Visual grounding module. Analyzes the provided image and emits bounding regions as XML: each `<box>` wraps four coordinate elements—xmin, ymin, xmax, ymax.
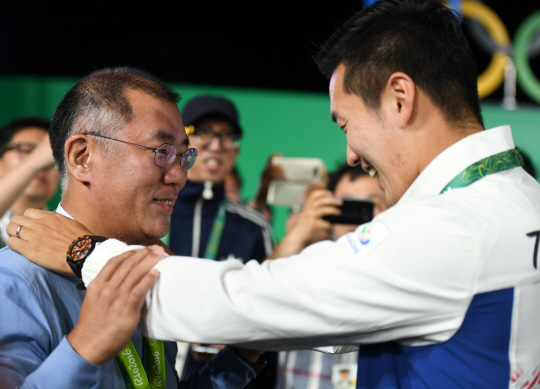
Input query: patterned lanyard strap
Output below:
<box><xmin>116</xmin><ymin>338</ymin><xmax>166</xmax><ymax>389</ymax></box>
<box><xmin>440</xmin><ymin>148</ymin><xmax>524</xmax><ymax>193</ymax></box>
<box><xmin>204</xmin><ymin>200</ymin><xmax>227</xmax><ymax>260</ymax></box>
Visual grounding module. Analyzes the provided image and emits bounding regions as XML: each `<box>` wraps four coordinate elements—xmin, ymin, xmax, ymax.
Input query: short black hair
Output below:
<box><xmin>49</xmin><ymin>66</ymin><xmax>180</xmax><ymax>191</ymax></box>
<box><xmin>316</xmin><ymin>0</ymin><xmax>483</xmax><ymax>127</ymax></box>
<box><xmin>327</xmin><ymin>163</ymin><xmax>368</xmax><ymax>193</ymax></box>
<box><xmin>0</xmin><ymin>116</ymin><xmax>51</xmax><ymax>157</ymax></box>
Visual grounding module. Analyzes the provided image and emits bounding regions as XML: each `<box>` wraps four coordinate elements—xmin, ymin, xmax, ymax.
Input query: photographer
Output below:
<box><xmin>272</xmin><ymin>164</ymin><xmax>387</xmax><ymax>389</ymax></box>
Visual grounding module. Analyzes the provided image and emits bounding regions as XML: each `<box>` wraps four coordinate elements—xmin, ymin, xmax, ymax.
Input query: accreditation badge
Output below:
<box><xmin>332</xmin><ymin>363</ymin><xmax>357</xmax><ymax>389</ymax></box>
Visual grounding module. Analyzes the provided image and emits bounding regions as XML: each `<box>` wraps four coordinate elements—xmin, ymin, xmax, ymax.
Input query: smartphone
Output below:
<box><xmin>267</xmin><ymin>180</ymin><xmax>309</xmax><ymax>207</ymax></box>
<box><xmin>266</xmin><ymin>157</ymin><xmax>325</xmax><ymax>207</ymax></box>
<box><xmin>271</xmin><ymin>156</ymin><xmax>324</xmax><ymax>182</ymax></box>
<box><xmin>323</xmin><ymin>199</ymin><xmax>374</xmax><ymax>225</ymax></box>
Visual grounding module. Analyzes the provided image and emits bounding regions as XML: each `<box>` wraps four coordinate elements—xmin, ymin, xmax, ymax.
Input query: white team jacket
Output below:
<box><xmin>84</xmin><ymin>126</ymin><xmax>540</xmax><ymax>388</ymax></box>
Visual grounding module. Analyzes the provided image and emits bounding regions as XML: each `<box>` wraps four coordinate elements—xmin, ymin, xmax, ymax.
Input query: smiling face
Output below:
<box><xmin>89</xmin><ymin>89</ymin><xmax>189</xmax><ymax>244</ymax></box>
<box><xmin>330</xmin><ymin>63</ymin><xmax>416</xmax><ymax>207</ymax></box>
<box><xmin>187</xmin><ymin>118</ymin><xmax>239</xmax><ymax>184</ymax></box>
<box><xmin>0</xmin><ymin>127</ymin><xmax>59</xmax><ymax>205</ymax></box>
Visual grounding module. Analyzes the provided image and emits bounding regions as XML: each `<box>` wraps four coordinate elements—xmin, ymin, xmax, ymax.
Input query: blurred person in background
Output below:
<box><xmin>168</xmin><ymin>95</ymin><xmax>276</xmax><ymax>389</ymax></box>
<box><xmin>224</xmin><ymin>166</ymin><xmax>243</xmax><ymax>203</ymax></box>
<box><xmin>0</xmin><ymin>117</ymin><xmax>58</xmax><ymax>248</ymax></box>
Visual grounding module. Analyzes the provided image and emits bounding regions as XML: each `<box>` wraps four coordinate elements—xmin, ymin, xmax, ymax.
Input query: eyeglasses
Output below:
<box><xmin>1</xmin><ymin>142</ymin><xmax>38</xmax><ymax>157</ymax></box>
<box><xmin>86</xmin><ymin>132</ymin><xmax>198</xmax><ymax>170</ymax></box>
<box><xmin>188</xmin><ymin>127</ymin><xmax>242</xmax><ymax>151</ymax></box>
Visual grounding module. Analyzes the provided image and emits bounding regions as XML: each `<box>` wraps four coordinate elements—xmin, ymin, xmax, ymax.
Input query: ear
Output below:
<box><xmin>64</xmin><ymin>134</ymin><xmax>94</xmax><ymax>184</ymax></box>
<box><xmin>384</xmin><ymin>72</ymin><xmax>416</xmax><ymax>129</ymax></box>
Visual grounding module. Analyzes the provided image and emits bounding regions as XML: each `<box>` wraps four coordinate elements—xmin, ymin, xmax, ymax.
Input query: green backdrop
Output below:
<box><xmin>1</xmin><ymin>74</ymin><xmax>539</xmax><ymax>240</ymax></box>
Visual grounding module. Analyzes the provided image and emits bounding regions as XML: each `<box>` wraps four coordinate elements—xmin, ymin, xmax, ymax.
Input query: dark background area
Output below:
<box><xmin>0</xmin><ymin>1</ymin><xmax>538</xmax><ymax>103</ymax></box>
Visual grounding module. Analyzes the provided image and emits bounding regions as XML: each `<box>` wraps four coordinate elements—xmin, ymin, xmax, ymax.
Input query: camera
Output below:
<box><xmin>323</xmin><ymin>198</ymin><xmax>373</xmax><ymax>225</ymax></box>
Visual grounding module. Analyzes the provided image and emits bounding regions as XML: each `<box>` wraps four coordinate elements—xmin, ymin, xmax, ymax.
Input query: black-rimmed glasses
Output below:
<box><xmin>187</xmin><ymin>127</ymin><xmax>242</xmax><ymax>151</ymax></box>
<box><xmin>86</xmin><ymin>132</ymin><xmax>197</xmax><ymax>170</ymax></box>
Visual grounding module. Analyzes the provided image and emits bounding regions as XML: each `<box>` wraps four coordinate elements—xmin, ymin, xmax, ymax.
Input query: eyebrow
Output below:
<box><xmin>152</xmin><ymin>130</ymin><xmax>176</xmax><ymax>143</ymax></box>
<box><xmin>152</xmin><ymin>129</ymin><xmax>190</xmax><ymax>147</ymax></box>
<box><xmin>181</xmin><ymin>136</ymin><xmax>190</xmax><ymax>147</ymax></box>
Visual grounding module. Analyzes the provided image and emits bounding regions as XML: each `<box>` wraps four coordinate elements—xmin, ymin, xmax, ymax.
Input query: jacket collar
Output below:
<box><xmin>179</xmin><ymin>179</ymin><xmax>226</xmax><ymax>202</ymax></box>
<box><xmin>398</xmin><ymin>126</ymin><xmax>515</xmax><ymax>204</ymax></box>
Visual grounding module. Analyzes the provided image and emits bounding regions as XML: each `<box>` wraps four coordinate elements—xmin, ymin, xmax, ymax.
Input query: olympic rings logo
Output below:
<box><xmin>362</xmin><ymin>0</ymin><xmax>540</xmax><ymax>105</ymax></box>
<box><xmin>442</xmin><ymin>1</ymin><xmax>540</xmax><ymax>105</ymax></box>
<box><xmin>457</xmin><ymin>1</ymin><xmax>540</xmax><ymax>105</ymax></box>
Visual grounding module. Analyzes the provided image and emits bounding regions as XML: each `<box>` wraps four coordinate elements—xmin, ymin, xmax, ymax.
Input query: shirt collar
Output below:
<box><xmin>56</xmin><ymin>203</ymin><xmax>75</xmax><ymax>220</ymax></box>
<box><xmin>398</xmin><ymin>125</ymin><xmax>515</xmax><ymax>204</ymax></box>
<box><xmin>0</xmin><ymin>209</ymin><xmax>14</xmax><ymax>246</ymax></box>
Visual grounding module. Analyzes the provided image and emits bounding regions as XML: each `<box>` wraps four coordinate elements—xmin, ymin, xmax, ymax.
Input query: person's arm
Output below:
<box><xmin>0</xmin><ymin>136</ymin><xmax>55</xmax><ymax>217</ymax></box>
<box><xmin>82</xmin><ymin>203</ymin><xmax>477</xmax><ymax>350</ymax></box>
<box><xmin>7</xmin><ymin>209</ymin><xmax>92</xmax><ymax>274</ymax></box>
<box><xmin>8</xmin><ymin>202</ymin><xmax>478</xmax><ymax>350</ymax></box>
<box><xmin>267</xmin><ymin>189</ymin><xmax>341</xmax><ymax>259</ymax></box>
<box><xmin>0</xmin><ymin>268</ymin><xmax>100</xmax><ymax>389</ymax></box>
<box><xmin>0</xmin><ymin>246</ymin><xmax>162</xmax><ymax>388</ymax></box>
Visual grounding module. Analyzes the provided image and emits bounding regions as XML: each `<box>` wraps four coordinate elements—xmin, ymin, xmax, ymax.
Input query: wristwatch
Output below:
<box><xmin>66</xmin><ymin>235</ymin><xmax>107</xmax><ymax>279</ymax></box>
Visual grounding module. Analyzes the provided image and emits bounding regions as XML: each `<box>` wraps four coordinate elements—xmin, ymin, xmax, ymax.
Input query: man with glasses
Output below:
<box><xmin>0</xmin><ymin>117</ymin><xmax>59</xmax><ymax>248</ymax></box>
<box><xmin>168</xmin><ymin>96</ymin><xmax>275</xmax><ymax>388</ymax></box>
<box><xmin>0</xmin><ymin>68</ymin><xmax>261</xmax><ymax>388</ymax></box>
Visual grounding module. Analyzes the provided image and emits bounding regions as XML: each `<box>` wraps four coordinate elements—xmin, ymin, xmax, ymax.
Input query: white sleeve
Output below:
<box><xmin>83</xmin><ymin>202</ymin><xmax>478</xmax><ymax>351</ymax></box>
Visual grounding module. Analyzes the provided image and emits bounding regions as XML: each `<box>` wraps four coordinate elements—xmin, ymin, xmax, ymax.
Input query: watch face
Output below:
<box><xmin>70</xmin><ymin>236</ymin><xmax>93</xmax><ymax>262</ymax></box>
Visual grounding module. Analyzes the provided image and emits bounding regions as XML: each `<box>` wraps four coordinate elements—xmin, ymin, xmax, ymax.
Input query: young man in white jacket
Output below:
<box><xmin>8</xmin><ymin>1</ymin><xmax>540</xmax><ymax>387</ymax></box>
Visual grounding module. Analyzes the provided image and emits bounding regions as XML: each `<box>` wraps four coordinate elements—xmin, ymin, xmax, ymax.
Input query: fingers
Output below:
<box><xmin>127</xmin><ymin>268</ymin><xmax>160</xmax><ymax>312</ymax></box>
<box><xmin>7</xmin><ymin>235</ymin><xmax>30</xmax><ymax>254</ymax></box>
<box><xmin>116</xmin><ymin>246</ymin><xmax>163</xmax><ymax>294</ymax></box>
<box><xmin>303</xmin><ymin>190</ymin><xmax>342</xmax><ymax>217</ymax></box>
<box><xmin>7</xmin><ymin>211</ymin><xmax>53</xmax><ymax>239</ymax></box>
<box><xmin>22</xmin><ymin>208</ymin><xmax>50</xmax><ymax>219</ymax></box>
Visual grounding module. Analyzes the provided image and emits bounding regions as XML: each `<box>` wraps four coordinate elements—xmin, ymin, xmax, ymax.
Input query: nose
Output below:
<box><xmin>207</xmin><ymin>135</ymin><xmax>223</xmax><ymax>151</ymax></box>
<box><xmin>346</xmin><ymin>144</ymin><xmax>361</xmax><ymax>166</ymax></box>
<box><xmin>162</xmin><ymin>159</ymin><xmax>187</xmax><ymax>190</ymax></box>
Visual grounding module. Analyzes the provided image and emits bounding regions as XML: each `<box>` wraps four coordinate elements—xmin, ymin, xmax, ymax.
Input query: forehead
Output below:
<box><xmin>334</xmin><ymin>173</ymin><xmax>381</xmax><ymax>199</ymax></box>
<box><xmin>124</xmin><ymin>89</ymin><xmax>185</xmax><ymax>144</ymax></box>
<box><xmin>330</xmin><ymin>64</ymin><xmax>352</xmax><ymax>122</ymax></box>
<box><xmin>10</xmin><ymin>127</ymin><xmax>48</xmax><ymax>143</ymax></box>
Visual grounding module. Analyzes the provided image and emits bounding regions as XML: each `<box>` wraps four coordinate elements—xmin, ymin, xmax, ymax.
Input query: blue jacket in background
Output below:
<box><xmin>169</xmin><ymin>180</ymin><xmax>273</xmax><ymax>263</ymax></box>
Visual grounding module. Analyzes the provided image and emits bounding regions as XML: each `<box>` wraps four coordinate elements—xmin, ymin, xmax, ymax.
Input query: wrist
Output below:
<box><xmin>67</xmin><ymin>328</ymin><xmax>104</xmax><ymax>366</ymax></box>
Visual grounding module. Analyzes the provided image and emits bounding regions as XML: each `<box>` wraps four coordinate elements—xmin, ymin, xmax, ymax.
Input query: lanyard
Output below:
<box><xmin>440</xmin><ymin>148</ymin><xmax>524</xmax><ymax>193</ymax></box>
<box><xmin>116</xmin><ymin>338</ymin><xmax>166</xmax><ymax>389</ymax></box>
<box><xmin>204</xmin><ymin>200</ymin><xmax>227</xmax><ymax>260</ymax></box>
